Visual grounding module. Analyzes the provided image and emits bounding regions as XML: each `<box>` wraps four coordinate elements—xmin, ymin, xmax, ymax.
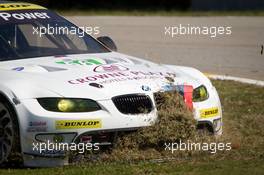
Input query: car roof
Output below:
<box><xmin>0</xmin><ymin>1</ymin><xmax>46</xmax><ymax>11</ymax></box>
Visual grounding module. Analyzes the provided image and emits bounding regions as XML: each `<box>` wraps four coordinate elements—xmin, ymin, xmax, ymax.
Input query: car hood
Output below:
<box><xmin>0</xmin><ymin>52</ymin><xmax>201</xmax><ymax>100</ymax></box>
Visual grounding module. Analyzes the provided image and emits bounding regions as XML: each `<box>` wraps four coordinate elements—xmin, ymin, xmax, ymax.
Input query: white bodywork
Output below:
<box><xmin>0</xmin><ymin>51</ymin><xmax>222</xmax><ymax>167</ymax></box>
<box><xmin>0</xmin><ymin>3</ymin><xmax>222</xmax><ymax>166</ymax></box>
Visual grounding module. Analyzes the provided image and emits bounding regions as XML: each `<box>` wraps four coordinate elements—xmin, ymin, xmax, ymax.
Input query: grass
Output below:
<box><xmin>0</xmin><ymin>80</ymin><xmax>264</xmax><ymax>174</ymax></box>
<box><xmin>1</xmin><ymin>159</ymin><xmax>264</xmax><ymax>175</ymax></box>
<box><xmin>56</xmin><ymin>9</ymin><xmax>264</xmax><ymax>16</ymax></box>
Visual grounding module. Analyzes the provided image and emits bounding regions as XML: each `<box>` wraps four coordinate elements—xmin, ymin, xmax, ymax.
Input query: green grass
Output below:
<box><xmin>56</xmin><ymin>10</ymin><xmax>264</xmax><ymax>16</ymax></box>
<box><xmin>1</xmin><ymin>159</ymin><xmax>264</xmax><ymax>175</ymax></box>
<box><xmin>0</xmin><ymin>80</ymin><xmax>264</xmax><ymax>174</ymax></box>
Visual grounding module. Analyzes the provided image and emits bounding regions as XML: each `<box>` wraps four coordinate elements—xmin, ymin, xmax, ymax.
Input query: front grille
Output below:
<box><xmin>112</xmin><ymin>94</ymin><xmax>153</xmax><ymax>114</ymax></box>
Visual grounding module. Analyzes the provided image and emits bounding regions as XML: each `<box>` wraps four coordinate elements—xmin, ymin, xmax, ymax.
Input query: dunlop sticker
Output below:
<box><xmin>0</xmin><ymin>3</ymin><xmax>46</xmax><ymax>11</ymax></box>
<box><xmin>56</xmin><ymin>120</ymin><xmax>101</xmax><ymax>129</ymax></box>
<box><xmin>200</xmin><ymin>107</ymin><xmax>219</xmax><ymax>119</ymax></box>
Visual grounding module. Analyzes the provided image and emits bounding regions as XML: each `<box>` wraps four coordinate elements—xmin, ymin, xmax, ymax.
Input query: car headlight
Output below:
<box><xmin>193</xmin><ymin>85</ymin><xmax>209</xmax><ymax>102</ymax></box>
<box><xmin>37</xmin><ymin>98</ymin><xmax>101</xmax><ymax>112</ymax></box>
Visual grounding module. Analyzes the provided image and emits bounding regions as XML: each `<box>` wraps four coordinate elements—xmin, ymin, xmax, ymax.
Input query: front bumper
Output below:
<box><xmin>15</xmin><ymin>85</ymin><xmax>222</xmax><ymax>167</ymax></box>
<box><xmin>16</xmin><ymin>94</ymin><xmax>158</xmax><ymax>166</ymax></box>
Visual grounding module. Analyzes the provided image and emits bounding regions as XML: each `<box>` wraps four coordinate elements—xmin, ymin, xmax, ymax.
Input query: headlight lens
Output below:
<box><xmin>193</xmin><ymin>85</ymin><xmax>209</xmax><ymax>102</ymax></box>
<box><xmin>37</xmin><ymin>98</ymin><xmax>101</xmax><ymax>112</ymax></box>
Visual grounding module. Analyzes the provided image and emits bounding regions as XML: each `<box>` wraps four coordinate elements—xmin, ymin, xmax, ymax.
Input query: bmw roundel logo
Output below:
<box><xmin>141</xmin><ymin>85</ymin><xmax>151</xmax><ymax>91</ymax></box>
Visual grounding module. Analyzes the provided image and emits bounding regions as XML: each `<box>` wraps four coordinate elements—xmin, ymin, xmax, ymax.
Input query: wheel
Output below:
<box><xmin>0</xmin><ymin>100</ymin><xmax>20</xmax><ymax>165</ymax></box>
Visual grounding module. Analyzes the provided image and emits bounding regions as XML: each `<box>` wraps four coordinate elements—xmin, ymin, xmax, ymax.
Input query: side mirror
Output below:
<box><xmin>97</xmin><ymin>36</ymin><xmax>117</xmax><ymax>52</ymax></box>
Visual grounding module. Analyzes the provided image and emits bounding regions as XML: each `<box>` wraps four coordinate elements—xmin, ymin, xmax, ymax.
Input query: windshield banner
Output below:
<box><xmin>0</xmin><ymin>9</ymin><xmax>62</xmax><ymax>23</ymax></box>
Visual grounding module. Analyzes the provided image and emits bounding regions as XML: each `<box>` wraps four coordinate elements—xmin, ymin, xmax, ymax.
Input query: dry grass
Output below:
<box><xmin>105</xmin><ymin>91</ymin><xmax>197</xmax><ymax>161</ymax></box>
<box><xmin>1</xmin><ymin>80</ymin><xmax>264</xmax><ymax>174</ymax></box>
<box><xmin>83</xmin><ymin>80</ymin><xmax>264</xmax><ymax>163</ymax></box>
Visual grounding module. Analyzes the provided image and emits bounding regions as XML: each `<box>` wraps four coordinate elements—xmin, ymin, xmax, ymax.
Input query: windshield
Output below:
<box><xmin>0</xmin><ymin>10</ymin><xmax>110</xmax><ymax>61</ymax></box>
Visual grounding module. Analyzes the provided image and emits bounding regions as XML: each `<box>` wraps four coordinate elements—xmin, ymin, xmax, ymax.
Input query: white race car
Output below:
<box><xmin>0</xmin><ymin>2</ymin><xmax>222</xmax><ymax>167</ymax></box>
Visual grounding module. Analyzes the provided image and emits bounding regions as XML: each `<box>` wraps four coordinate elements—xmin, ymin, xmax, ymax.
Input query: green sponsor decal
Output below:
<box><xmin>56</xmin><ymin>58</ymin><xmax>103</xmax><ymax>66</ymax></box>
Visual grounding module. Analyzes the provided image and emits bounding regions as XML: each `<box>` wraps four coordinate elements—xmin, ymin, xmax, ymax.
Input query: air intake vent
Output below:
<box><xmin>112</xmin><ymin>94</ymin><xmax>153</xmax><ymax>114</ymax></box>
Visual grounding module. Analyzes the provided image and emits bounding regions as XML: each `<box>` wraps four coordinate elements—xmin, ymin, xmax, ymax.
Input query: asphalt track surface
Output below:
<box><xmin>67</xmin><ymin>16</ymin><xmax>264</xmax><ymax>80</ymax></box>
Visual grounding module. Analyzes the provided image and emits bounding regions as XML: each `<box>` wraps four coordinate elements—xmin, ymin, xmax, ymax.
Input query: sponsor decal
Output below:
<box><xmin>0</xmin><ymin>11</ymin><xmax>50</xmax><ymax>21</ymax></box>
<box><xmin>183</xmin><ymin>85</ymin><xmax>193</xmax><ymax>110</ymax></box>
<box><xmin>56</xmin><ymin>58</ymin><xmax>103</xmax><ymax>66</ymax></box>
<box><xmin>0</xmin><ymin>3</ymin><xmax>45</xmax><ymax>11</ymax></box>
<box><xmin>27</xmin><ymin>127</ymin><xmax>47</xmax><ymax>132</ymax></box>
<box><xmin>27</xmin><ymin>121</ymin><xmax>47</xmax><ymax>132</ymax></box>
<box><xmin>161</xmin><ymin>84</ymin><xmax>175</xmax><ymax>92</ymax></box>
<box><xmin>68</xmin><ymin>71</ymin><xmax>176</xmax><ymax>85</ymax></box>
<box><xmin>56</xmin><ymin>120</ymin><xmax>102</xmax><ymax>129</ymax></box>
<box><xmin>161</xmin><ymin>84</ymin><xmax>185</xmax><ymax>95</ymax></box>
<box><xmin>12</xmin><ymin>67</ymin><xmax>24</xmax><ymax>71</ymax></box>
<box><xmin>29</xmin><ymin>121</ymin><xmax>46</xmax><ymax>126</ymax></box>
<box><xmin>80</xmin><ymin>135</ymin><xmax>92</xmax><ymax>143</ymax></box>
<box><xmin>141</xmin><ymin>85</ymin><xmax>151</xmax><ymax>91</ymax></box>
<box><xmin>93</xmin><ymin>64</ymin><xmax>129</xmax><ymax>72</ymax></box>
<box><xmin>38</xmin><ymin>65</ymin><xmax>67</xmax><ymax>72</ymax></box>
<box><xmin>200</xmin><ymin>107</ymin><xmax>219</xmax><ymax>119</ymax></box>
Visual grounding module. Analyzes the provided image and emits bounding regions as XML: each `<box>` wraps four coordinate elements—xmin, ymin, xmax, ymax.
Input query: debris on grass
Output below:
<box><xmin>78</xmin><ymin>80</ymin><xmax>264</xmax><ymax>164</ymax></box>
<box><xmin>100</xmin><ymin>91</ymin><xmax>198</xmax><ymax>161</ymax></box>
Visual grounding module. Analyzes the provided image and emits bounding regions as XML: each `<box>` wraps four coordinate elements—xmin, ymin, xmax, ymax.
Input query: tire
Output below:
<box><xmin>0</xmin><ymin>99</ymin><xmax>21</xmax><ymax>166</ymax></box>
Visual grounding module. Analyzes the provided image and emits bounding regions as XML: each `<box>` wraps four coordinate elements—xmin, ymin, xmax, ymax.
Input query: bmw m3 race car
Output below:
<box><xmin>0</xmin><ymin>2</ymin><xmax>222</xmax><ymax>167</ymax></box>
